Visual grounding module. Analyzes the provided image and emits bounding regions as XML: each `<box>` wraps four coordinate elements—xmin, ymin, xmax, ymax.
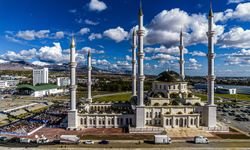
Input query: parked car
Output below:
<box><xmin>99</xmin><ymin>140</ymin><xmax>109</xmax><ymax>144</ymax></box>
<box><xmin>84</xmin><ymin>140</ymin><xmax>94</xmax><ymax>144</ymax></box>
<box><xmin>194</xmin><ymin>136</ymin><xmax>209</xmax><ymax>144</ymax></box>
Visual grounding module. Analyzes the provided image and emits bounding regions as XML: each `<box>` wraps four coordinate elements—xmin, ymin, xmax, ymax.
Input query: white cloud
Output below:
<box><xmin>228</xmin><ymin>0</ymin><xmax>250</xmax><ymax>4</ymax></box>
<box><xmin>145</xmin><ymin>8</ymin><xmax>224</xmax><ymax>47</ymax></box>
<box><xmin>81</xmin><ymin>47</ymin><xmax>104</xmax><ymax>54</ymax></box>
<box><xmin>103</xmin><ymin>26</ymin><xmax>128</xmax><ymax>42</ymax></box>
<box><xmin>92</xmin><ymin>59</ymin><xmax>110</xmax><ymax>65</ymax></box>
<box><xmin>16</xmin><ymin>30</ymin><xmax>50</xmax><ymax>40</ymax></box>
<box><xmin>216</xmin><ymin>3</ymin><xmax>250</xmax><ymax>22</ymax></box>
<box><xmin>84</xmin><ymin>19</ymin><xmax>99</xmax><ymax>25</ymax></box>
<box><xmin>144</xmin><ymin>46</ymin><xmax>188</xmax><ymax>55</ymax></box>
<box><xmin>0</xmin><ymin>48</ymin><xmax>36</xmax><ymax>61</ymax></box>
<box><xmin>32</xmin><ymin>61</ymin><xmax>50</xmax><ymax>66</ymax></box>
<box><xmin>37</xmin><ymin>43</ymin><xmax>65</xmax><ymax>63</ymax></box>
<box><xmin>187</xmin><ymin>58</ymin><xmax>202</xmax><ymax>70</ymax></box>
<box><xmin>151</xmin><ymin>53</ymin><xmax>178</xmax><ymax>61</ymax></box>
<box><xmin>189</xmin><ymin>51</ymin><xmax>206</xmax><ymax>57</ymax></box>
<box><xmin>218</xmin><ymin>27</ymin><xmax>250</xmax><ymax>48</ymax></box>
<box><xmin>125</xmin><ymin>55</ymin><xmax>132</xmax><ymax>61</ymax></box>
<box><xmin>69</xmin><ymin>9</ymin><xmax>77</xmax><ymax>13</ymax></box>
<box><xmin>89</xmin><ymin>0</ymin><xmax>107</xmax><ymax>12</ymax></box>
<box><xmin>88</xmin><ymin>33</ymin><xmax>102</xmax><ymax>41</ymax></box>
<box><xmin>79</xmin><ymin>28</ymin><xmax>90</xmax><ymax>35</ymax></box>
<box><xmin>55</xmin><ymin>31</ymin><xmax>64</xmax><ymax>39</ymax></box>
<box><xmin>0</xmin><ymin>59</ymin><xmax>8</xmax><ymax>64</ymax></box>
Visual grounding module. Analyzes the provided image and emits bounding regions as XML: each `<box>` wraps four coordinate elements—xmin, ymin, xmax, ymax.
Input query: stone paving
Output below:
<box><xmin>165</xmin><ymin>128</ymin><xmax>214</xmax><ymax>138</ymax></box>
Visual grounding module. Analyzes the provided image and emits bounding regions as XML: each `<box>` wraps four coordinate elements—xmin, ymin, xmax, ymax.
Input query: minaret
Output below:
<box><xmin>137</xmin><ymin>0</ymin><xmax>145</xmax><ymax>106</ymax></box>
<box><xmin>87</xmin><ymin>49</ymin><xmax>92</xmax><ymax>103</ymax></box>
<box><xmin>132</xmin><ymin>29</ymin><xmax>137</xmax><ymax>97</ymax></box>
<box><xmin>179</xmin><ymin>29</ymin><xmax>185</xmax><ymax>80</ymax></box>
<box><xmin>67</xmin><ymin>36</ymin><xmax>78</xmax><ymax>130</ymax></box>
<box><xmin>204</xmin><ymin>1</ymin><xmax>217</xmax><ymax>128</ymax></box>
<box><xmin>135</xmin><ymin>0</ymin><xmax>146</xmax><ymax>128</ymax></box>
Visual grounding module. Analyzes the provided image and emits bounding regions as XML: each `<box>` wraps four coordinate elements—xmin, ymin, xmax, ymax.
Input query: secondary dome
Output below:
<box><xmin>156</xmin><ymin>70</ymin><xmax>183</xmax><ymax>82</ymax></box>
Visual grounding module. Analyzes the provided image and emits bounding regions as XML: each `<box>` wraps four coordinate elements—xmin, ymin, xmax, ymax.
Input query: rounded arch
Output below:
<box><xmin>154</xmin><ymin>103</ymin><xmax>160</xmax><ymax>106</ymax></box>
<box><xmin>162</xmin><ymin>103</ymin><xmax>168</xmax><ymax>106</ymax></box>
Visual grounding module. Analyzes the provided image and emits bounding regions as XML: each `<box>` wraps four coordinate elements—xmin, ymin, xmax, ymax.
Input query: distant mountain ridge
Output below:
<box><xmin>0</xmin><ymin>61</ymin><xmax>131</xmax><ymax>75</ymax></box>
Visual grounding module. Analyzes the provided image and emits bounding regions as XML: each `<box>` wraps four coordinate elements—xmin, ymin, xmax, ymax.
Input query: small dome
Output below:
<box><xmin>156</xmin><ymin>70</ymin><xmax>183</xmax><ymax>82</ymax></box>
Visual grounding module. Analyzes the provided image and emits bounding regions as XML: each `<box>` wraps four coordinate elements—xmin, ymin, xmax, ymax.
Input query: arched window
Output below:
<box><xmin>166</xmin><ymin>119</ymin><xmax>169</xmax><ymax>126</ymax></box>
<box><xmin>90</xmin><ymin>119</ymin><xmax>92</xmax><ymax>125</ymax></box>
<box><xmin>191</xmin><ymin>118</ymin><xmax>193</xmax><ymax>125</ymax></box>
<box><xmin>176</xmin><ymin>119</ymin><xmax>179</xmax><ymax>125</ymax></box>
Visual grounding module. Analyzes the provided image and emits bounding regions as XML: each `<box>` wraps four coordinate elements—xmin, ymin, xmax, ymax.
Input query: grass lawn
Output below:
<box><xmin>215</xmin><ymin>93</ymin><xmax>250</xmax><ymax>101</ymax></box>
<box><xmin>93</xmin><ymin>93</ymin><xmax>132</xmax><ymax>103</ymax></box>
<box><xmin>194</xmin><ymin>93</ymin><xmax>220</xmax><ymax>101</ymax></box>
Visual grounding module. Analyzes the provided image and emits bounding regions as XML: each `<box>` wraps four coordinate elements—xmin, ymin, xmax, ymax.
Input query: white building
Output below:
<box><xmin>33</xmin><ymin>68</ymin><xmax>49</xmax><ymax>86</ymax></box>
<box><xmin>0</xmin><ymin>80</ymin><xmax>9</xmax><ymax>88</ymax></box>
<box><xmin>57</xmin><ymin>77</ymin><xmax>70</xmax><ymax>87</ymax></box>
<box><xmin>216</xmin><ymin>88</ymin><xmax>237</xmax><ymax>95</ymax></box>
<box><xmin>66</xmin><ymin>1</ymin><xmax>226</xmax><ymax>133</ymax></box>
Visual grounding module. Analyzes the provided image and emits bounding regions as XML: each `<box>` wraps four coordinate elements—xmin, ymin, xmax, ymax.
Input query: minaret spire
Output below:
<box><xmin>179</xmin><ymin>29</ymin><xmax>185</xmax><ymax>80</ymax></box>
<box><xmin>132</xmin><ymin>29</ymin><xmax>137</xmax><ymax>97</ymax></box>
<box><xmin>67</xmin><ymin>36</ymin><xmax>78</xmax><ymax>130</ymax></box>
<box><xmin>137</xmin><ymin>0</ymin><xmax>145</xmax><ymax>107</ymax></box>
<box><xmin>87</xmin><ymin>49</ymin><xmax>92</xmax><ymax>103</ymax></box>
<box><xmin>139</xmin><ymin>0</ymin><xmax>143</xmax><ymax>16</ymax></box>
<box><xmin>205</xmin><ymin>0</ymin><xmax>217</xmax><ymax>128</ymax></box>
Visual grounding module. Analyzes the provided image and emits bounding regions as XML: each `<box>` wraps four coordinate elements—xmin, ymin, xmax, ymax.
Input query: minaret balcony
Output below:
<box><xmin>206</xmin><ymin>75</ymin><xmax>216</xmax><ymax>81</ymax></box>
<box><xmin>207</xmin><ymin>53</ymin><xmax>215</xmax><ymax>59</ymax></box>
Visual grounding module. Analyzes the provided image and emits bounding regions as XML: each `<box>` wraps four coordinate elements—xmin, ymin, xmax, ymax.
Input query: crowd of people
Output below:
<box><xmin>45</xmin><ymin>105</ymin><xmax>67</xmax><ymax>115</ymax></box>
<box><xmin>33</xmin><ymin>114</ymin><xmax>63</xmax><ymax>125</ymax></box>
<box><xmin>0</xmin><ymin>120</ymin><xmax>43</xmax><ymax>134</ymax></box>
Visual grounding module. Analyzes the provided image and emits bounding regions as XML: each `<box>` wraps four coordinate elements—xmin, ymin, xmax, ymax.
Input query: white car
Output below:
<box><xmin>194</xmin><ymin>136</ymin><xmax>209</xmax><ymax>144</ymax></box>
<box><xmin>84</xmin><ymin>140</ymin><xmax>94</xmax><ymax>144</ymax></box>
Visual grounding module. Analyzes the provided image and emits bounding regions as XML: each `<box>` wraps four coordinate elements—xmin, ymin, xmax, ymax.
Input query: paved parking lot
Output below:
<box><xmin>217</xmin><ymin>101</ymin><xmax>250</xmax><ymax>134</ymax></box>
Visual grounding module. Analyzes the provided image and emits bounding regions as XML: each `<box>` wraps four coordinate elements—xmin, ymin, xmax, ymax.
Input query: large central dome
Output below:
<box><xmin>156</xmin><ymin>70</ymin><xmax>183</xmax><ymax>82</ymax></box>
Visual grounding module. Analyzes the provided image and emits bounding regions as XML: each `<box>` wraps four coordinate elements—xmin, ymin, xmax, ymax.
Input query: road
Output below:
<box><xmin>1</xmin><ymin>140</ymin><xmax>250</xmax><ymax>149</ymax></box>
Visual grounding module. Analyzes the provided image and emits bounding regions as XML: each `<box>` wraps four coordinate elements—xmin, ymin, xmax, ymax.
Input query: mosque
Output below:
<box><xmin>67</xmin><ymin>1</ymin><xmax>224</xmax><ymax>133</ymax></box>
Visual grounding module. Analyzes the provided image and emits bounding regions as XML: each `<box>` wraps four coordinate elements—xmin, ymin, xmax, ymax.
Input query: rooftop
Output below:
<box><xmin>17</xmin><ymin>84</ymin><xmax>58</xmax><ymax>91</ymax></box>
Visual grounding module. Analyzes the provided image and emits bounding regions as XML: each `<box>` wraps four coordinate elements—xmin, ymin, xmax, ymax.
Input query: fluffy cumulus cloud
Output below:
<box><xmin>224</xmin><ymin>49</ymin><xmax>250</xmax><ymax>65</ymax></box>
<box><xmin>145</xmin><ymin>8</ymin><xmax>224</xmax><ymax>47</ymax></box>
<box><xmin>215</xmin><ymin>3</ymin><xmax>250</xmax><ymax>22</ymax></box>
<box><xmin>0</xmin><ymin>59</ymin><xmax>8</xmax><ymax>64</ymax></box>
<box><xmin>92</xmin><ymin>59</ymin><xmax>110</xmax><ymax>66</ymax></box>
<box><xmin>88</xmin><ymin>33</ymin><xmax>102</xmax><ymax>41</ymax></box>
<box><xmin>54</xmin><ymin>31</ymin><xmax>64</xmax><ymax>39</ymax></box>
<box><xmin>0</xmin><ymin>48</ymin><xmax>36</xmax><ymax>61</ymax></box>
<box><xmin>218</xmin><ymin>27</ymin><xmax>250</xmax><ymax>48</ymax></box>
<box><xmin>150</xmin><ymin>53</ymin><xmax>178</xmax><ymax>61</ymax></box>
<box><xmin>103</xmin><ymin>27</ymin><xmax>128</xmax><ymax>43</ymax></box>
<box><xmin>116</xmin><ymin>61</ymin><xmax>131</xmax><ymax>70</ymax></box>
<box><xmin>84</xmin><ymin>19</ymin><xmax>99</xmax><ymax>25</ymax></box>
<box><xmin>79</xmin><ymin>28</ymin><xmax>90</xmax><ymax>35</ymax></box>
<box><xmin>228</xmin><ymin>0</ymin><xmax>250</xmax><ymax>4</ymax></box>
<box><xmin>16</xmin><ymin>30</ymin><xmax>50</xmax><ymax>40</ymax></box>
<box><xmin>32</xmin><ymin>61</ymin><xmax>50</xmax><ymax>66</ymax></box>
<box><xmin>144</xmin><ymin>46</ymin><xmax>188</xmax><ymax>54</ymax></box>
<box><xmin>88</xmin><ymin>0</ymin><xmax>107</xmax><ymax>12</ymax></box>
<box><xmin>187</xmin><ymin>58</ymin><xmax>202</xmax><ymax>70</ymax></box>
<box><xmin>189</xmin><ymin>51</ymin><xmax>206</xmax><ymax>57</ymax></box>
<box><xmin>80</xmin><ymin>47</ymin><xmax>104</xmax><ymax>54</ymax></box>
<box><xmin>37</xmin><ymin>42</ymin><xmax>66</xmax><ymax>63</ymax></box>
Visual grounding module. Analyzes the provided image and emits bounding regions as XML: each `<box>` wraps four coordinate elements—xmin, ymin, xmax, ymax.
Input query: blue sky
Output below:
<box><xmin>1</xmin><ymin>0</ymin><xmax>250</xmax><ymax>77</ymax></box>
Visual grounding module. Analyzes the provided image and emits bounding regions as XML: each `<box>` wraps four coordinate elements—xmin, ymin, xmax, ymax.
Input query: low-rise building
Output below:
<box><xmin>57</xmin><ymin>77</ymin><xmax>70</xmax><ymax>87</ymax></box>
<box><xmin>16</xmin><ymin>84</ymin><xmax>63</xmax><ymax>97</ymax></box>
